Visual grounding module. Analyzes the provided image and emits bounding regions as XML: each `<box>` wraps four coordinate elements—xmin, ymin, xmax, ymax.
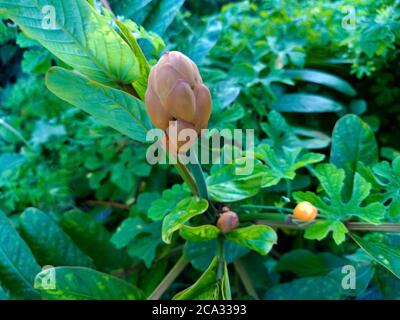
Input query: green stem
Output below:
<box><xmin>239</xmin><ymin>212</ymin><xmax>288</xmax><ymax>222</ymax></box>
<box><xmin>175</xmin><ymin>160</ymin><xmax>199</xmax><ymax>197</ymax></box>
<box><xmin>240</xmin><ymin>204</ymin><xmax>292</xmax><ymax>213</ymax></box>
<box><xmin>187</xmin><ymin>151</ymin><xmax>209</xmax><ymax>200</ymax></box>
<box><xmin>188</xmin><ymin>149</ymin><xmax>217</xmax><ymax>221</ymax></box>
<box><xmin>285</xmin><ymin>179</ymin><xmax>292</xmax><ymax>198</ymax></box>
<box><xmin>217</xmin><ymin>236</ymin><xmax>225</xmax><ymax>281</ymax></box>
<box><xmin>0</xmin><ymin>119</ymin><xmax>32</xmax><ymax>150</ymax></box>
<box><xmin>233</xmin><ymin>260</ymin><xmax>259</xmax><ymax>300</ymax></box>
<box><xmin>147</xmin><ymin>256</ymin><xmax>188</xmax><ymax>300</ymax></box>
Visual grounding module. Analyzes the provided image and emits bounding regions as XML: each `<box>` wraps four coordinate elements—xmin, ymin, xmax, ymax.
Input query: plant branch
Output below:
<box><xmin>240</xmin><ymin>204</ymin><xmax>293</xmax><ymax>213</ymax></box>
<box><xmin>188</xmin><ymin>151</ymin><xmax>209</xmax><ymax>200</ymax></box>
<box><xmin>84</xmin><ymin>200</ymin><xmax>130</xmax><ymax>210</ymax></box>
<box><xmin>148</xmin><ymin>256</ymin><xmax>188</xmax><ymax>300</ymax></box>
<box><xmin>99</xmin><ymin>0</ymin><xmax>114</xmax><ymax>17</ymax></box>
<box><xmin>285</xmin><ymin>179</ymin><xmax>292</xmax><ymax>198</ymax></box>
<box><xmin>344</xmin><ymin>222</ymin><xmax>400</xmax><ymax>232</ymax></box>
<box><xmin>188</xmin><ymin>149</ymin><xmax>217</xmax><ymax>221</ymax></box>
<box><xmin>0</xmin><ymin>118</ymin><xmax>32</xmax><ymax>150</ymax></box>
<box><xmin>175</xmin><ymin>160</ymin><xmax>199</xmax><ymax>196</ymax></box>
<box><xmin>233</xmin><ymin>260</ymin><xmax>259</xmax><ymax>300</ymax></box>
<box><xmin>240</xmin><ymin>212</ymin><xmax>400</xmax><ymax>232</ymax></box>
<box><xmin>114</xmin><ymin>246</ymin><xmax>183</xmax><ymax>278</ymax></box>
<box><xmin>217</xmin><ymin>235</ymin><xmax>225</xmax><ymax>281</ymax></box>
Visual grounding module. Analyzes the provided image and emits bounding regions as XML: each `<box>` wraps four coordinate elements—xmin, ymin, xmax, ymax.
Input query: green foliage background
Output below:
<box><xmin>0</xmin><ymin>0</ymin><xmax>400</xmax><ymax>300</ymax></box>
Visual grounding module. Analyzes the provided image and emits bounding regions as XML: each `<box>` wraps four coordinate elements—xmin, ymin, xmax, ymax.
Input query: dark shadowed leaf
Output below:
<box><xmin>173</xmin><ymin>257</ymin><xmax>230</xmax><ymax>300</ymax></box>
<box><xmin>272</xmin><ymin>93</ymin><xmax>344</xmax><ymax>113</ymax></box>
<box><xmin>61</xmin><ymin>210</ymin><xmax>131</xmax><ymax>270</ymax></box>
<box><xmin>35</xmin><ymin>267</ymin><xmax>143</xmax><ymax>300</ymax></box>
<box><xmin>0</xmin><ymin>210</ymin><xmax>40</xmax><ymax>299</ymax></box>
<box><xmin>20</xmin><ymin>208</ymin><xmax>94</xmax><ymax>268</ymax></box>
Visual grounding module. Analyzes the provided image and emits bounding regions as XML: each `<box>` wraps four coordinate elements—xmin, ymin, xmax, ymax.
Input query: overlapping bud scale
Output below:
<box><xmin>145</xmin><ymin>51</ymin><xmax>212</xmax><ymax>148</ymax></box>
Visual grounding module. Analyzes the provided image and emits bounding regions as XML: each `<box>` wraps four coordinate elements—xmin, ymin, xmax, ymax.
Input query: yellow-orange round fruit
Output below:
<box><xmin>293</xmin><ymin>201</ymin><xmax>318</xmax><ymax>222</ymax></box>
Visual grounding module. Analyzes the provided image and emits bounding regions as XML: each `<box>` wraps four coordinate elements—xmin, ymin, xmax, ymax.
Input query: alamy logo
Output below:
<box><xmin>342</xmin><ymin>6</ymin><xmax>356</xmax><ymax>30</ymax></box>
<box><xmin>34</xmin><ymin>265</ymin><xmax>56</xmax><ymax>290</ymax></box>
<box><xmin>41</xmin><ymin>5</ymin><xmax>57</xmax><ymax>30</ymax></box>
<box><xmin>146</xmin><ymin>125</ymin><xmax>255</xmax><ymax>175</ymax></box>
<box><xmin>341</xmin><ymin>265</ymin><xmax>356</xmax><ymax>290</ymax></box>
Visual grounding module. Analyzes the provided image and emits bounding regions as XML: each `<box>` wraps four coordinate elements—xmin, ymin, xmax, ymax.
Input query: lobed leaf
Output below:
<box><xmin>255</xmin><ymin>144</ymin><xmax>324</xmax><ymax>188</ymax></box>
<box><xmin>331</xmin><ymin>114</ymin><xmax>378</xmax><ymax>196</ymax></box>
<box><xmin>294</xmin><ymin>163</ymin><xmax>385</xmax><ymax>244</ymax></box>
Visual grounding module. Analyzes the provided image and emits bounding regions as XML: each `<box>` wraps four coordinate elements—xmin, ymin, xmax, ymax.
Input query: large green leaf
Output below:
<box><xmin>352</xmin><ymin>234</ymin><xmax>400</xmax><ymax>279</ymax></box>
<box><xmin>60</xmin><ymin>210</ymin><xmax>131</xmax><ymax>270</ymax></box>
<box><xmin>330</xmin><ymin>114</ymin><xmax>378</xmax><ymax>196</ymax></box>
<box><xmin>207</xmin><ymin>162</ymin><xmax>266</xmax><ymax>202</ymax></box>
<box><xmin>0</xmin><ymin>0</ymin><xmax>138</xmax><ymax>85</ymax></box>
<box><xmin>173</xmin><ymin>256</ymin><xmax>231</xmax><ymax>300</ymax></box>
<box><xmin>275</xmin><ymin>250</ymin><xmax>343</xmax><ymax>277</ymax></box>
<box><xmin>183</xmin><ymin>240</ymin><xmax>248</xmax><ymax>271</ymax></box>
<box><xmin>116</xmin><ymin>20</ymin><xmax>150</xmax><ymax>100</ymax></box>
<box><xmin>0</xmin><ymin>210</ymin><xmax>40</xmax><ymax>299</ymax></box>
<box><xmin>143</xmin><ymin>0</ymin><xmax>185</xmax><ymax>36</ymax></box>
<box><xmin>265</xmin><ymin>276</ymin><xmax>341</xmax><ymax>300</ymax></box>
<box><xmin>294</xmin><ymin>164</ymin><xmax>385</xmax><ymax>244</ymax></box>
<box><xmin>272</xmin><ymin>93</ymin><xmax>344</xmax><ymax>113</ymax></box>
<box><xmin>284</xmin><ymin>69</ymin><xmax>357</xmax><ymax>96</ymax></box>
<box><xmin>35</xmin><ymin>267</ymin><xmax>143</xmax><ymax>300</ymax></box>
<box><xmin>46</xmin><ymin>67</ymin><xmax>151</xmax><ymax>143</ymax></box>
<box><xmin>113</xmin><ymin>0</ymin><xmax>184</xmax><ymax>38</ymax></box>
<box><xmin>187</xmin><ymin>16</ymin><xmax>222</xmax><ymax>65</ymax></box>
<box><xmin>180</xmin><ymin>225</ymin><xmax>220</xmax><ymax>242</ymax></box>
<box><xmin>19</xmin><ymin>208</ymin><xmax>94</xmax><ymax>268</ymax></box>
<box><xmin>327</xmin><ymin>263</ymin><xmax>375</xmax><ymax>297</ymax></box>
<box><xmin>225</xmin><ymin>225</ymin><xmax>277</xmax><ymax>256</ymax></box>
<box><xmin>110</xmin><ymin>0</ymin><xmax>153</xmax><ymax>18</ymax></box>
<box><xmin>162</xmin><ymin>197</ymin><xmax>209</xmax><ymax>244</ymax></box>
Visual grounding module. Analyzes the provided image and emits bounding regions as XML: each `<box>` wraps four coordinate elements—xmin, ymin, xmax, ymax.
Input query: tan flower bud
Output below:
<box><xmin>145</xmin><ymin>51</ymin><xmax>212</xmax><ymax>150</ymax></box>
<box><xmin>217</xmin><ymin>210</ymin><xmax>239</xmax><ymax>234</ymax></box>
